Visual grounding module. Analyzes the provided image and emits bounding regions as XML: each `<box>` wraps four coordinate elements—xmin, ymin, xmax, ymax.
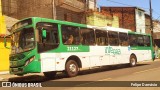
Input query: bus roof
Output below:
<box><xmin>13</xmin><ymin>17</ymin><xmax>151</xmax><ymax>36</ymax></box>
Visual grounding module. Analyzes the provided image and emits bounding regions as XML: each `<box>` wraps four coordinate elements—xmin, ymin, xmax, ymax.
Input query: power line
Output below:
<box><xmin>153</xmin><ymin>10</ymin><xmax>160</xmax><ymax>16</ymax></box>
<box><xmin>106</xmin><ymin>0</ymin><xmax>150</xmax><ymax>10</ymax></box>
<box><xmin>104</xmin><ymin>0</ymin><xmax>160</xmax><ymax>20</ymax></box>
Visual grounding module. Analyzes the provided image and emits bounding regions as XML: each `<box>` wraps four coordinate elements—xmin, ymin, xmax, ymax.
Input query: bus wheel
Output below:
<box><xmin>43</xmin><ymin>71</ymin><xmax>57</xmax><ymax>79</ymax></box>
<box><xmin>65</xmin><ymin>60</ymin><xmax>79</xmax><ymax>77</ymax></box>
<box><xmin>130</xmin><ymin>55</ymin><xmax>137</xmax><ymax>67</ymax></box>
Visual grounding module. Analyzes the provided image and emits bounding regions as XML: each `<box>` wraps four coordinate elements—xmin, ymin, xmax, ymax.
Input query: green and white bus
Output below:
<box><xmin>4</xmin><ymin>17</ymin><xmax>154</xmax><ymax>78</ymax></box>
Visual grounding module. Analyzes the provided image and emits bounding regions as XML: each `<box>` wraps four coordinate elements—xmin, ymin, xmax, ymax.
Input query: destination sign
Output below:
<box><xmin>10</xmin><ymin>18</ymin><xmax>32</xmax><ymax>33</ymax></box>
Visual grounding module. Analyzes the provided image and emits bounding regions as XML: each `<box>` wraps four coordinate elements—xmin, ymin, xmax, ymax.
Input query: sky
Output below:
<box><xmin>97</xmin><ymin>0</ymin><xmax>160</xmax><ymax>20</ymax></box>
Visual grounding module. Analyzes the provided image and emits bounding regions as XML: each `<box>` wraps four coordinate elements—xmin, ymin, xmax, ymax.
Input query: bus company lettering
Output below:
<box><xmin>105</xmin><ymin>46</ymin><xmax>121</xmax><ymax>55</ymax></box>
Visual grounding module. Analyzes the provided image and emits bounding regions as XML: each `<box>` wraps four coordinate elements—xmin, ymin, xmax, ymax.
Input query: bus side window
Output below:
<box><xmin>80</xmin><ymin>28</ymin><xmax>95</xmax><ymax>45</ymax></box>
<box><xmin>137</xmin><ymin>35</ymin><xmax>144</xmax><ymax>46</ymax></box>
<box><xmin>129</xmin><ymin>34</ymin><xmax>137</xmax><ymax>46</ymax></box>
<box><xmin>144</xmin><ymin>35</ymin><xmax>151</xmax><ymax>47</ymax></box>
<box><xmin>36</xmin><ymin>22</ymin><xmax>59</xmax><ymax>53</ymax></box>
<box><xmin>119</xmin><ymin>32</ymin><xmax>128</xmax><ymax>46</ymax></box>
<box><xmin>95</xmin><ymin>29</ymin><xmax>108</xmax><ymax>46</ymax></box>
<box><xmin>62</xmin><ymin>25</ymin><xmax>80</xmax><ymax>45</ymax></box>
<box><xmin>108</xmin><ymin>31</ymin><xmax>119</xmax><ymax>46</ymax></box>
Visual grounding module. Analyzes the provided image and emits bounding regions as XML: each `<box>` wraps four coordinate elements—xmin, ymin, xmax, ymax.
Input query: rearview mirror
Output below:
<box><xmin>4</xmin><ymin>36</ymin><xmax>11</xmax><ymax>49</ymax></box>
<box><xmin>42</xmin><ymin>29</ymin><xmax>47</xmax><ymax>39</ymax></box>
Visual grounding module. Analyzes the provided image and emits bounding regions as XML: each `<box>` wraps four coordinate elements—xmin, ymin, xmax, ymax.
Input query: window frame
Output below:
<box><xmin>36</xmin><ymin>22</ymin><xmax>59</xmax><ymax>53</ymax></box>
<box><xmin>129</xmin><ymin>34</ymin><xmax>137</xmax><ymax>46</ymax></box>
<box><xmin>143</xmin><ymin>35</ymin><xmax>151</xmax><ymax>47</ymax></box>
<box><xmin>108</xmin><ymin>31</ymin><xmax>119</xmax><ymax>46</ymax></box>
<box><xmin>95</xmin><ymin>29</ymin><xmax>108</xmax><ymax>46</ymax></box>
<box><xmin>137</xmin><ymin>35</ymin><xmax>144</xmax><ymax>46</ymax></box>
<box><xmin>61</xmin><ymin>25</ymin><xmax>80</xmax><ymax>45</ymax></box>
<box><xmin>80</xmin><ymin>27</ymin><xmax>96</xmax><ymax>46</ymax></box>
<box><xmin>119</xmin><ymin>32</ymin><xmax>129</xmax><ymax>46</ymax></box>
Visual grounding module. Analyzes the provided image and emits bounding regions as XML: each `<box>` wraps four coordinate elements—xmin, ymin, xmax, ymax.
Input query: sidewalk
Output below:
<box><xmin>0</xmin><ymin>72</ymin><xmax>44</xmax><ymax>81</ymax></box>
<box><xmin>0</xmin><ymin>71</ymin><xmax>9</xmax><ymax>75</ymax></box>
<box><xmin>0</xmin><ymin>71</ymin><xmax>9</xmax><ymax>81</ymax></box>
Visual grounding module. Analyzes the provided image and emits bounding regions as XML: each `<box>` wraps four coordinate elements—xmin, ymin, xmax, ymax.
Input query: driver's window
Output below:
<box><xmin>36</xmin><ymin>22</ymin><xmax>59</xmax><ymax>53</ymax></box>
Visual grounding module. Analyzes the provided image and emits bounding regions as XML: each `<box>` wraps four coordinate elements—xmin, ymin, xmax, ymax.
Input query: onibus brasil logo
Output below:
<box><xmin>105</xmin><ymin>46</ymin><xmax>121</xmax><ymax>55</ymax></box>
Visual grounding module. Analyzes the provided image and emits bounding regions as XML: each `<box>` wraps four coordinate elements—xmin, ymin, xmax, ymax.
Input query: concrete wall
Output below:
<box><xmin>2</xmin><ymin>0</ymin><xmax>86</xmax><ymax>24</ymax></box>
<box><xmin>145</xmin><ymin>14</ymin><xmax>151</xmax><ymax>34</ymax></box>
<box><xmin>135</xmin><ymin>9</ymin><xmax>145</xmax><ymax>33</ymax></box>
<box><xmin>56</xmin><ymin>7</ymin><xmax>86</xmax><ymax>24</ymax></box>
<box><xmin>153</xmin><ymin>21</ymin><xmax>160</xmax><ymax>33</ymax></box>
<box><xmin>0</xmin><ymin>37</ymin><xmax>10</xmax><ymax>71</ymax></box>
<box><xmin>101</xmin><ymin>7</ymin><xmax>147</xmax><ymax>33</ymax></box>
<box><xmin>86</xmin><ymin>11</ymin><xmax>119</xmax><ymax>27</ymax></box>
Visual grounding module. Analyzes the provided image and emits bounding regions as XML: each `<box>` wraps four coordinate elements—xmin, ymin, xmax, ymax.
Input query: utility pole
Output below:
<box><xmin>149</xmin><ymin>0</ymin><xmax>154</xmax><ymax>45</ymax></box>
<box><xmin>52</xmin><ymin>0</ymin><xmax>56</xmax><ymax>19</ymax></box>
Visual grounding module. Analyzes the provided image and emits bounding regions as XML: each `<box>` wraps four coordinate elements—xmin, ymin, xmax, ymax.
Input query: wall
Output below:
<box><xmin>153</xmin><ymin>20</ymin><xmax>160</xmax><ymax>33</ymax></box>
<box><xmin>153</xmin><ymin>21</ymin><xmax>160</xmax><ymax>40</ymax></box>
<box><xmin>135</xmin><ymin>9</ymin><xmax>145</xmax><ymax>33</ymax></box>
<box><xmin>86</xmin><ymin>11</ymin><xmax>119</xmax><ymax>27</ymax></box>
<box><xmin>2</xmin><ymin>0</ymin><xmax>86</xmax><ymax>24</ymax></box>
<box><xmin>145</xmin><ymin>14</ymin><xmax>151</xmax><ymax>34</ymax></box>
<box><xmin>0</xmin><ymin>0</ymin><xmax>10</xmax><ymax>72</ymax></box>
<box><xmin>101</xmin><ymin>7</ymin><xmax>137</xmax><ymax>32</ymax></box>
<box><xmin>56</xmin><ymin>7</ymin><xmax>86</xmax><ymax>24</ymax></box>
<box><xmin>88</xmin><ymin>0</ymin><xmax>96</xmax><ymax>10</ymax></box>
<box><xmin>0</xmin><ymin>16</ymin><xmax>7</xmax><ymax>34</ymax></box>
<box><xmin>0</xmin><ymin>37</ymin><xmax>10</xmax><ymax>71</ymax></box>
<box><xmin>2</xmin><ymin>0</ymin><xmax>53</xmax><ymax>19</ymax></box>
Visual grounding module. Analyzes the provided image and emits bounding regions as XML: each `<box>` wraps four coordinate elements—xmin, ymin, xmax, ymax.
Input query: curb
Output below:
<box><xmin>0</xmin><ymin>77</ymin><xmax>4</xmax><ymax>80</ymax></box>
<box><xmin>0</xmin><ymin>71</ymin><xmax>9</xmax><ymax>75</ymax></box>
<box><xmin>0</xmin><ymin>71</ymin><xmax>9</xmax><ymax>81</ymax></box>
<box><xmin>139</xmin><ymin>59</ymin><xmax>160</xmax><ymax>63</ymax></box>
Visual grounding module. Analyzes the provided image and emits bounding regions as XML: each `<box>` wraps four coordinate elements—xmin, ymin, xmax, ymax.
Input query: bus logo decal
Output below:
<box><xmin>105</xmin><ymin>46</ymin><xmax>121</xmax><ymax>55</ymax></box>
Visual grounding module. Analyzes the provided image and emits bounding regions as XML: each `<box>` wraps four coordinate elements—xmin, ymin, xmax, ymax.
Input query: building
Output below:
<box><xmin>0</xmin><ymin>0</ymin><xmax>11</xmax><ymax>72</ymax></box>
<box><xmin>101</xmin><ymin>7</ymin><xmax>146</xmax><ymax>33</ymax></box>
<box><xmin>2</xmin><ymin>0</ymin><xmax>97</xmax><ymax>24</ymax></box>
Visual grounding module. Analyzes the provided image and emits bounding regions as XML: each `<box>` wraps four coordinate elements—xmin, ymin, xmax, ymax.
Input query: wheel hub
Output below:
<box><xmin>69</xmin><ymin>64</ymin><xmax>76</xmax><ymax>73</ymax></box>
<box><xmin>131</xmin><ymin>58</ymin><xmax>136</xmax><ymax>65</ymax></box>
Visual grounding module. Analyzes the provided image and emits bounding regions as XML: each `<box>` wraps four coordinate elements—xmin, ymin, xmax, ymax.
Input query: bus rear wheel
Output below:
<box><xmin>130</xmin><ymin>55</ymin><xmax>137</xmax><ymax>67</ymax></box>
<box><xmin>65</xmin><ymin>60</ymin><xmax>79</xmax><ymax>77</ymax></box>
<box><xmin>43</xmin><ymin>71</ymin><xmax>57</xmax><ymax>79</ymax></box>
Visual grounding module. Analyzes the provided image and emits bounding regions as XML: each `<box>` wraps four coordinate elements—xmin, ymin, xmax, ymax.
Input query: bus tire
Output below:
<box><xmin>43</xmin><ymin>71</ymin><xmax>57</xmax><ymax>79</ymax></box>
<box><xmin>130</xmin><ymin>55</ymin><xmax>137</xmax><ymax>67</ymax></box>
<box><xmin>65</xmin><ymin>60</ymin><xmax>79</xmax><ymax>77</ymax></box>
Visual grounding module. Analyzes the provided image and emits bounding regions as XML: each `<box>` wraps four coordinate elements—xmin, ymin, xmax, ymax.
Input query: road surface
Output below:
<box><xmin>1</xmin><ymin>59</ymin><xmax>160</xmax><ymax>90</ymax></box>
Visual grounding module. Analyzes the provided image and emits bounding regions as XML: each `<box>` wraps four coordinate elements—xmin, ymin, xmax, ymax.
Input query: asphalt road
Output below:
<box><xmin>1</xmin><ymin>59</ymin><xmax>160</xmax><ymax>90</ymax></box>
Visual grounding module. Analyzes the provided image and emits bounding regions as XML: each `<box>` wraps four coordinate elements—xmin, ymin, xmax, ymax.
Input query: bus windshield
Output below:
<box><xmin>11</xmin><ymin>28</ymin><xmax>35</xmax><ymax>54</ymax></box>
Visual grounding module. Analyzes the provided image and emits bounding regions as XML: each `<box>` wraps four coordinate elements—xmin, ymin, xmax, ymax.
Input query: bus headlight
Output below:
<box><xmin>25</xmin><ymin>56</ymin><xmax>35</xmax><ymax>66</ymax></box>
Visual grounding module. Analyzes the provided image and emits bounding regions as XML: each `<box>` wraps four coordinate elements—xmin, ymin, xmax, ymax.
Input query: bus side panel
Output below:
<box><xmin>130</xmin><ymin>49</ymin><xmax>152</xmax><ymax>62</ymax></box>
<box><xmin>40</xmin><ymin>53</ymin><xmax>56</xmax><ymax>72</ymax></box>
<box><xmin>80</xmin><ymin>56</ymin><xmax>90</xmax><ymax>69</ymax></box>
<box><xmin>118</xmin><ymin>46</ymin><xmax>130</xmax><ymax>64</ymax></box>
<box><xmin>55</xmin><ymin>52</ymin><xmax>91</xmax><ymax>71</ymax></box>
<box><xmin>89</xmin><ymin>46</ymin><xmax>130</xmax><ymax>66</ymax></box>
<box><xmin>90</xmin><ymin>46</ymin><xmax>109</xmax><ymax>67</ymax></box>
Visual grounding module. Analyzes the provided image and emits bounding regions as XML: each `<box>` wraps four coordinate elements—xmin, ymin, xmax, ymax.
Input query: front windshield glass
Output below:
<box><xmin>11</xmin><ymin>28</ymin><xmax>35</xmax><ymax>54</ymax></box>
